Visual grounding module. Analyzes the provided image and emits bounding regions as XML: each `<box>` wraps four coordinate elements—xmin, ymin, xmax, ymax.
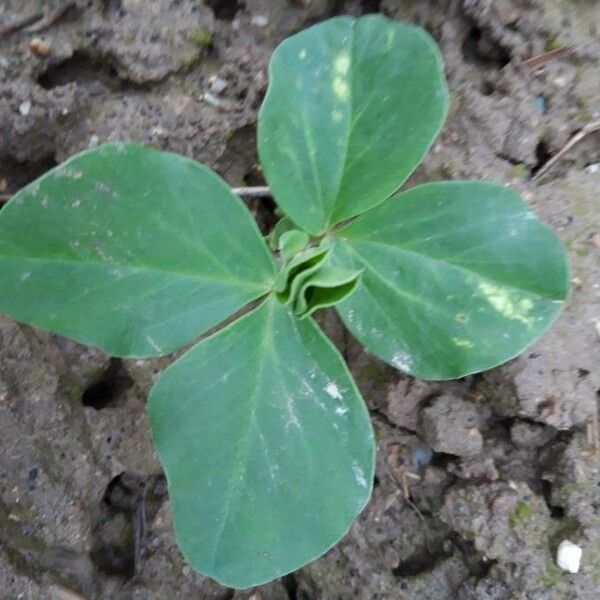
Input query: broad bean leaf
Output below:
<box><xmin>278</xmin><ymin>229</ymin><xmax>310</xmax><ymax>261</ymax></box>
<box><xmin>273</xmin><ymin>246</ymin><xmax>328</xmax><ymax>297</ymax></box>
<box><xmin>330</xmin><ymin>182</ymin><xmax>569</xmax><ymax>380</ymax></box>
<box><xmin>0</xmin><ymin>143</ymin><xmax>275</xmax><ymax>357</ymax></box>
<box><xmin>268</xmin><ymin>216</ymin><xmax>297</xmax><ymax>251</ymax></box>
<box><xmin>148</xmin><ymin>298</ymin><xmax>375</xmax><ymax>588</ymax></box>
<box><xmin>293</xmin><ymin>259</ymin><xmax>362</xmax><ymax>318</ymax></box>
<box><xmin>258</xmin><ymin>14</ymin><xmax>449</xmax><ymax>235</ymax></box>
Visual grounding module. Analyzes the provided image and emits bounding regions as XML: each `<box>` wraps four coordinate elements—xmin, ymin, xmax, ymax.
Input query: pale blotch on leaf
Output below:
<box><xmin>331</xmin><ymin>52</ymin><xmax>351</xmax><ymax>103</ymax></box>
<box><xmin>333</xmin><ymin>51</ymin><xmax>350</xmax><ymax>76</ymax></box>
<box><xmin>332</xmin><ymin>110</ymin><xmax>343</xmax><ymax>122</ymax></box>
<box><xmin>477</xmin><ymin>282</ymin><xmax>535</xmax><ymax>326</ymax></box>
<box><xmin>385</xmin><ymin>28</ymin><xmax>396</xmax><ymax>50</ymax></box>
<box><xmin>332</xmin><ymin>77</ymin><xmax>349</xmax><ymax>102</ymax></box>
<box><xmin>299</xmin><ymin>48</ymin><xmax>307</xmax><ymax>60</ymax></box>
<box><xmin>324</xmin><ymin>381</ymin><xmax>343</xmax><ymax>400</ymax></box>
<box><xmin>145</xmin><ymin>335</ymin><xmax>163</xmax><ymax>353</ymax></box>
<box><xmin>452</xmin><ymin>337</ymin><xmax>474</xmax><ymax>348</ymax></box>
<box><xmin>352</xmin><ymin>461</ymin><xmax>368</xmax><ymax>488</ymax></box>
<box><xmin>55</xmin><ymin>167</ymin><xmax>83</xmax><ymax>180</ymax></box>
<box><xmin>391</xmin><ymin>351</ymin><xmax>413</xmax><ymax>371</ymax></box>
<box><xmin>284</xmin><ymin>395</ymin><xmax>301</xmax><ymax>430</ymax></box>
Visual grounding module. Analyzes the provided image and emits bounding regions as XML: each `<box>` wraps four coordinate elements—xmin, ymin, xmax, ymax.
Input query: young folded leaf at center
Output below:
<box><xmin>273</xmin><ymin>243</ymin><xmax>362</xmax><ymax>317</ymax></box>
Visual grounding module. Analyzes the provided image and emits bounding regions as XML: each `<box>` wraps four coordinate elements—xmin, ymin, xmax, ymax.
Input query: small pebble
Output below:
<box><xmin>202</xmin><ymin>91</ymin><xmax>222</xmax><ymax>108</ymax></box>
<box><xmin>251</xmin><ymin>15</ymin><xmax>269</xmax><ymax>27</ymax></box>
<box><xmin>151</xmin><ymin>126</ymin><xmax>167</xmax><ymax>138</ymax></box>
<box><xmin>19</xmin><ymin>100</ymin><xmax>32</xmax><ymax>116</ymax></box>
<box><xmin>208</xmin><ymin>75</ymin><xmax>228</xmax><ymax>94</ymax></box>
<box><xmin>29</xmin><ymin>37</ymin><xmax>51</xmax><ymax>56</ymax></box>
<box><xmin>556</xmin><ymin>539</ymin><xmax>582</xmax><ymax>573</ymax></box>
<box><xmin>585</xmin><ymin>163</ymin><xmax>599</xmax><ymax>174</ymax></box>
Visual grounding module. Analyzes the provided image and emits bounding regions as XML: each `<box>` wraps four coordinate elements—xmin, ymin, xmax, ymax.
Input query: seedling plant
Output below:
<box><xmin>0</xmin><ymin>15</ymin><xmax>568</xmax><ymax>589</ymax></box>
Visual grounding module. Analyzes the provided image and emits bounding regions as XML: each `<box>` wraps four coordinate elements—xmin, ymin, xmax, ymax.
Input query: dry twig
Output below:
<box><xmin>0</xmin><ymin>2</ymin><xmax>75</xmax><ymax>38</ymax></box>
<box><xmin>26</xmin><ymin>2</ymin><xmax>76</xmax><ymax>33</ymax></box>
<box><xmin>532</xmin><ymin>120</ymin><xmax>600</xmax><ymax>181</ymax></box>
<box><xmin>382</xmin><ymin>456</ymin><xmax>427</xmax><ymax>524</ymax></box>
<box><xmin>522</xmin><ymin>46</ymin><xmax>573</xmax><ymax>68</ymax></box>
<box><xmin>0</xmin><ymin>13</ymin><xmax>43</xmax><ymax>37</ymax></box>
<box><xmin>232</xmin><ymin>186</ymin><xmax>271</xmax><ymax>198</ymax></box>
<box><xmin>133</xmin><ymin>485</ymin><xmax>147</xmax><ymax>576</ymax></box>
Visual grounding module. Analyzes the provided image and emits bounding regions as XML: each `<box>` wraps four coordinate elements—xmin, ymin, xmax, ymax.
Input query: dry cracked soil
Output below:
<box><xmin>0</xmin><ymin>0</ymin><xmax>599</xmax><ymax>599</ymax></box>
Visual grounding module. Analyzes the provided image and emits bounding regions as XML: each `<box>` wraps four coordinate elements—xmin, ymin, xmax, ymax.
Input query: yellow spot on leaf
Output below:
<box><xmin>334</xmin><ymin>52</ymin><xmax>350</xmax><ymax>75</ymax></box>
<box><xmin>478</xmin><ymin>282</ymin><xmax>535</xmax><ymax>326</ymax></box>
<box><xmin>386</xmin><ymin>29</ymin><xmax>396</xmax><ymax>49</ymax></box>
<box><xmin>299</xmin><ymin>48</ymin><xmax>307</xmax><ymax>60</ymax></box>
<box><xmin>452</xmin><ymin>338</ymin><xmax>474</xmax><ymax>348</ymax></box>
<box><xmin>333</xmin><ymin>76</ymin><xmax>349</xmax><ymax>101</ymax></box>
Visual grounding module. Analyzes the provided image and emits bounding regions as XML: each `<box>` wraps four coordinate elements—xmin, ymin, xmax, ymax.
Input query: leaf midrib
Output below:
<box><xmin>0</xmin><ymin>253</ymin><xmax>270</xmax><ymax>290</ymax></box>
<box><xmin>211</xmin><ymin>300</ymin><xmax>274</xmax><ymax>569</ymax></box>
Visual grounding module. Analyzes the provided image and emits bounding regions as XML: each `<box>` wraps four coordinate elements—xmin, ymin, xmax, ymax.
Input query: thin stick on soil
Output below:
<box><xmin>133</xmin><ymin>486</ymin><xmax>148</xmax><ymax>576</ymax></box>
<box><xmin>0</xmin><ymin>13</ymin><xmax>43</xmax><ymax>38</ymax></box>
<box><xmin>532</xmin><ymin>119</ymin><xmax>600</xmax><ymax>182</ymax></box>
<box><xmin>383</xmin><ymin>460</ymin><xmax>427</xmax><ymax>525</ymax></box>
<box><xmin>232</xmin><ymin>186</ymin><xmax>271</xmax><ymax>198</ymax></box>
<box><xmin>25</xmin><ymin>1</ymin><xmax>76</xmax><ymax>33</ymax></box>
<box><xmin>522</xmin><ymin>46</ymin><xmax>573</xmax><ymax>68</ymax></box>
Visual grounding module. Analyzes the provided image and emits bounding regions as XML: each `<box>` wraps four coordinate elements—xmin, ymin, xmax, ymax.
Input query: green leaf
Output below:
<box><xmin>268</xmin><ymin>216</ymin><xmax>297</xmax><ymax>251</ymax></box>
<box><xmin>0</xmin><ymin>143</ymin><xmax>275</xmax><ymax>357</ymax></box>
<box><xmin>330</xmin><ymin>181</ymin><xmax>569</xmax><ymax>380</ymax></box>
<box><xmin>273</xmin><ymin>246</ymin><xmax>328</xmax><ymax>296</ymax></box>
<box><xmin>258</xmin><ymin>14</ymin><xmax>449</xmax><ymax>235</ymax></box>
<box><xmin>148</xmin><ymin>298</ymin><xmax>375</xmax><ymax>588</ymax></box>
<box><xmin>293</xmin><ymin>260</ymin><xmax>362</xmax><ymax>318</ymax></box>
<box><xmin>278</xmin><ymin>229</ymin><xmax>310</xmax><ymax>261</ymax></box>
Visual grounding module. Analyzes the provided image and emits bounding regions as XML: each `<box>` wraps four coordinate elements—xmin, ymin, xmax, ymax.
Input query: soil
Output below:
<box><xmin>0</xmin><ymin>1</ymin><xmax>599</xmax><ymax>599</ymax></box>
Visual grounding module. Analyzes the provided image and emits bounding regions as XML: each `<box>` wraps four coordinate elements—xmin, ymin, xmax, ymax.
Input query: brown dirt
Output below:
<box><xmin>0</xmin><ymin>1</ymin><xmax>599</xmax><ymax>598</ymax></box>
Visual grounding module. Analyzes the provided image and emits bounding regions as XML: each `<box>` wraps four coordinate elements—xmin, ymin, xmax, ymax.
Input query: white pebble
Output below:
<box><xmin>202</xmin><ymin>92</ymin><xmax>222</xmax><ymax>108</ymax></box>
<box><xmin>19</xmin><ymin>100</ymin><xmax>32</xmax><ymax>116</ymax></box>
<box><xmin>208</xmin><ymin>75</ymin><xmax>228</xmax><ymax>94</ymax></box>
<box><xmin>556</xmin><ymin>539</ymin><xmax>582</xmax><ymax>574</ymax></box>
<box><xmin>251</xmin><ymin>15</ymin><xmax>269</xmax><ymax>27</ymax></box>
